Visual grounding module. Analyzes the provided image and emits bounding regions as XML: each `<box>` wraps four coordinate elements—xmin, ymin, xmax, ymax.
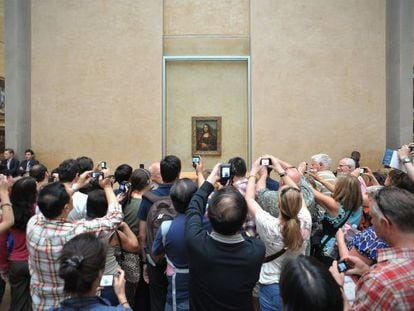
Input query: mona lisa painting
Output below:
<box><xmin>192</xmin><ymin>116</ymin><xmax>222</xmax><ymax>155</ymax></box>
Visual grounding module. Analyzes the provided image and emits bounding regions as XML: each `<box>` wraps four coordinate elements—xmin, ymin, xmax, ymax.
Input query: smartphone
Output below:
<box><xmin>409</xmin><ymin>146</ymin><xmax>414</xmax><ymax>152</ymax></box>
<box><xmin>337</xmin><ymin>260</ymin><xmax>350</xmax><ymax>273</ymax></box>
<box><xmin>192</xmin><ymin>155</ymin><xmax>201</xmax><ymax>168</ymax></box>
<box><xmin>139</xmin><ymin>163</ymin><xmax>145</xmax><ymax>169</ymax></box>
<box><xmin>100</xmin><ymin>274</ymin><xmax>114</xmax><ymax>287</ymax></box>
<box><xmin>100</xmin><ymin>161</ymin><xmax>107</xmax><ymax>170</ymax></box>
<box><xmin>90</xmin><ymin>171</ymin><xmax>102</xmax><ymax>178</ymax></box>
<box><xmin>119</xmin><ymin>182</ymin><xmax>130</xmax><ymax>193</ymax></box>
<box><xmin>359</xmin><ymin>168</ymin><xmax>365</xmax><ymax>175</ymax></box>
<box><xmin>220</xmin><ymin>164</ymin><xmax>232</xmax><ymax>185</ymax></box>
<box><xmin>260</xmin><ymin>158</ymin><xmax>272</xmax><ymax>166</ymax></box>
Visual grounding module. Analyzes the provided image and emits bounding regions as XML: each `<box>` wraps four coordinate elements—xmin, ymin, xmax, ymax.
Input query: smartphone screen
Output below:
<box><xmin>100</xmin><ymin>274</ymin><xmax>114</xmax><ymax>287</ymax></box>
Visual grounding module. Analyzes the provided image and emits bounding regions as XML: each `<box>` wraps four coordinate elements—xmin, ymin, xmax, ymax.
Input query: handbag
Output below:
<box><xmin>263</xmin><ymin>248</ymin><xmax>287</xmax><ymax>263</ymax></box>
<box><xmin>114</xmin><ymin>231</ymin><xmax>141</xmax><ymax>283</ymax></box>
<box><xmin>311</xmin><ymin>211</ymin><xmax>352</xmax><ymax>266</ymax></box>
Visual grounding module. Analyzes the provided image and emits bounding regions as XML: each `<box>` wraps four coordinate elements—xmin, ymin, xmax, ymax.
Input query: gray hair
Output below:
<box><xmin>311</xmin><ymin>153</ymin><xmax>332</xmax><ymax>170</ymax></box>
<box><xmin>372</xmin><ymin>187</ymin><xmax>414</xmax><ymax>234</ymax></box>
<box><xmin>341</xmin><ymin>158</ymin><xmax>356</xmax><ymax>170</ymax></box>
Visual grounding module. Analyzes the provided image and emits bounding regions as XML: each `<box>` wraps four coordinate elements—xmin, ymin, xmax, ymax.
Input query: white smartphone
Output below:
<box><xmin>100</xmin><ymin>274</ymin><xmax>114</xmax><ymax>287</ymax></box>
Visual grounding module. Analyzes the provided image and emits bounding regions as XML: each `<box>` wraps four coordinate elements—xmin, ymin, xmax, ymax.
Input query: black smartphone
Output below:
<box><xmin>192</xmin><ymin>155</ymin><xmax>201</xmax><ymax>168</ymax></box>
<box><xmin>337</xmin><ymin>260</ymin><xmax>350</xmax><ymax>273</ymax></box>
<box><xmin>139</xmin><ymin>163</ymin><xmax>145</xmax><ymax>169</ymax></box>
<box><xmin>90</xmin><ymin>171</ymin><xmax>102</xmax><ymax>179</ymax></box>
<box><xmin>220</xmin><ymin>164</ymin><xmax>232</xmax><ymax>185</ymax></box>
<box><xmin>100</xmin><ymin>161</ymin><xmax>107</xmax><ymax>170</ymax></box>
<box><xmin>260</xmin><ymin>158</ymin><xmax>272</xmax><ymax>166</ymax></box>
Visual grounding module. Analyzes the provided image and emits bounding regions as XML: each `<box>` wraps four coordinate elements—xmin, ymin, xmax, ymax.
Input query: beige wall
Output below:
<box><xmin>251</xmin><ymin>0</ymin><xmax>386</xmax><ymax>169</ymax></box>
<box><xmin>29</xmin><ymin>0</ymin><xmax>387</xmax><ymax>172</ymax></box>
<box><xmin>31</xmin><ymin>1</ymin><xmax>163</xmax><ymax>169</ymax></box>
<box><xmin>166</xmin><ymin>61</ymin><xmax>248</xmax><ymax>171</ymax></box>
<box><xmin>0</xmin><ymin>0</ymin><xmax>4</xmax><ymax>77</ymax></box>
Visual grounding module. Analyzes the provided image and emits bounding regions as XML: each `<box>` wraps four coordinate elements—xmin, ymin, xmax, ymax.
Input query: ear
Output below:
<box><xmin>380</xmin><ymin>216</ymin><xmax>392</xmax><ymax>232</ymax></box>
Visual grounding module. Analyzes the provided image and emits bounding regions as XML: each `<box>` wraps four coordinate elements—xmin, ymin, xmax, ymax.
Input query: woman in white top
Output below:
<box><xmin>245</xmin><ymin>156</ymin><xmax>311</xmax><ymax>311</ymax></box>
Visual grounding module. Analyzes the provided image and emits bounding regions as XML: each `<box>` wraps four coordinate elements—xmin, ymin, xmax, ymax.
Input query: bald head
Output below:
<box><xmin>149</xmin><ymin>162</ymin><xmax>162</xmax><ymax>185</ymax></box>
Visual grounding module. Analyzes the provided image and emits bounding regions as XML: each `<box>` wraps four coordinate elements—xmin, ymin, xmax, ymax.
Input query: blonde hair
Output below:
<box><xmin>333</xmin><ymin>175</ymin><xmax>362</xmax><ymax>212</ymax></box>
<box><xmin>279</xmin><ymin>187</ymin><xmax>304</xmax><ymax>251</ymax></box>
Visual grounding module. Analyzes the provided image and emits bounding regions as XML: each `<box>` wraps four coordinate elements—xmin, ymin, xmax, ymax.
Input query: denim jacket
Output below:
<box><xmin>49</xmin><ymin>296</ymin><xmax>131</xmax><ymax>310</ymax></box>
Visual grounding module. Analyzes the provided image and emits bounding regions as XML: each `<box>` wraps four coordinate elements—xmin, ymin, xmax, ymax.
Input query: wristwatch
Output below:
<box><xmin>278</xmin><ymin>171</ymin><xmax>286</xmax><ymax>178</ymax></box>
<box><xmin>402</xmin><ymin>157</ymin><xmax>412</xmax><ymax>164</ymax></box>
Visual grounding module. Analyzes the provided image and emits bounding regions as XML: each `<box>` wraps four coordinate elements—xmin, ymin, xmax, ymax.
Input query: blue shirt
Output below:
<box><xmin>49</xmin><ymin>296</ymin><xmax>131</xmax><ymax>310</ymax></box>
<box><xmin>266</xmin><ymin>177</ymin><xmax>280</xmax><ymax>191</ymax></box>
<box><xmin>153</xmin><ymin>214</ymin><xmax>189</xmax><ymax>304</ymax></box>
<box><xmin>138</xmin><ymin>184</ymin><xmax>173</xmax><ymax>221</ymax></box>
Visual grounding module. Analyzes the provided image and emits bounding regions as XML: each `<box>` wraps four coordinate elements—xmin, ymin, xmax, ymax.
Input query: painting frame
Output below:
<box><xmin>192</xmin><ymin>116</ymin><xmax>222</xmax><ymax>156</ymax></box>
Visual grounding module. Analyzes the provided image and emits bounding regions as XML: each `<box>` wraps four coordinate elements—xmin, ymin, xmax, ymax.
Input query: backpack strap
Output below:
<box><xmin>160</xmin><ymin>220</ymin><xmax>172</xmax><ymax>248</ymax></box>
<box><xmin>143</xmin><ymin>191</ymin><xmax>169</xmax><ymax>204</ymax></box>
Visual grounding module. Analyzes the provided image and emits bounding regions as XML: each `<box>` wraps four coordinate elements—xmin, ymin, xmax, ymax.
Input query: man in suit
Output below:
<box><xmin>19</xmin><ymin>149</ymin><xmax>39</xmax><ymax>176</ymax></box>
<box><xmin>2</xmin><ymin>148</ymin><xmax>20</xmax><ymax>177</ymax></box>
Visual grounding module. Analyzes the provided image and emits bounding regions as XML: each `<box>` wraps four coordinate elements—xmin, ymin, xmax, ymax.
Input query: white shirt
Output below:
<box><xmin>255</xmin><ymin>203</ymin><xmax>312</xmax><ymax>284</ymax></box>
<box><xmin>67</xmin><ymin>191</ymin><xmax>88</xmax><ymax>221</ymax></box>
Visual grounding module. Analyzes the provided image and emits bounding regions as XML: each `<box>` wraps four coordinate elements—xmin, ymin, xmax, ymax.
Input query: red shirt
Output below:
<box><xmin>352</xmin><ymin>247</ymin><xmax>414</xmax><ymax>310</ymax></box>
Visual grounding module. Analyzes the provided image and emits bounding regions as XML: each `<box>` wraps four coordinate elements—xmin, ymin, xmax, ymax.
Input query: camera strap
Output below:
<box><xmin>263</xmin><ymin>248</ymin><xmax>287</xmax><ymax>263</ymax></box>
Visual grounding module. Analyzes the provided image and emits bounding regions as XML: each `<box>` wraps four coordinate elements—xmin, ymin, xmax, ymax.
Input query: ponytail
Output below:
<box><xmin>279</xmin><ymin>187</ymin><xmax>304</xmax><ymax>251</ymax></box>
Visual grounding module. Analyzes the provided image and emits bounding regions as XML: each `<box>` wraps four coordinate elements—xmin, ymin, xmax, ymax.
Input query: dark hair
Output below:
<box><xmin>373</xmin><ymin>171</ymin><xmax>386</xmax><ymax>186</ymax></box>
<box><xmin>0</xmin><ymin>163</ymin><xmax>10</xmax><ymax>176</ymax></box>
<box><xmin>170</xmin><ymin>178</ymin><xmax>197</xmax><ymax>214</ymax></box>
<box><xmin>76</xmin><ymin>156</ymin><xmax>94</xmax><ymax>174</ymax></box>
<box><xmin>4</xmin><ymin>148</ymin><xmax>14</xmax><ymax>154</ymax></box>
<box><xmin>86</xmin><ymin>189</ymin><xmax>108</xmax><ymax>219</ymax></box>
<box><xmin>58</xmin><ymin>159</ymin><xmax>80</xmax><ymax>183</ymax></box>
<box><xmin>373</xmin><ymin>186</ymin><xmax>414</xmax><ymax>233</ymax></box>
<box><xmin>24</xmin><ymin>149</ymin><xmax>34</xmax><ymax>155</ymax></box>
<box><xmin>387</xmin><ymin>170</ymin><xmax>414</xmax><ymax>193</ymax></box>
<box><xmin>37</xmin><ymin>182</ymin><xmax>70</xmax><ymax>219</ymax></box>
<box><xmin>280</xmin><ymin>255</ymin><xmax>343</xmax><ymax>311</ymax></box>
<box><xmin>11</xmin><ymin>177</ymin><xmax>37</xmax><ymax>230</ymax></box>
<box><xmin>58</xmin><ymin>233</ymin><xmax>107</xmax><ymax>295</ymax></box>
<box><xmin>130</xmin><ymin>168</ymin><xmax>151</xmax><ymax>192</ymax></box>
<box><xmin>114</xmin><ymin>164</ymin><xmax>133</xmax><ymax>184</ymax></box>
<box><xmin>160</xmin><ymin>155</ymin><xmax>181</xmax><ymax>183</ymax></box>
<box><xmin>208</xmin><ymin>186</ymin><xmax>247</xmax><ymax>235</ymax></box>
<box><xmin>30</xmin><ymin>164</ymin><xmax>48</xmax><ymax>182</ymax></box>
<box><xmin>228</xmin><ymin>157</ymin><xmax>247</xmax><ymax>177</ymax></box>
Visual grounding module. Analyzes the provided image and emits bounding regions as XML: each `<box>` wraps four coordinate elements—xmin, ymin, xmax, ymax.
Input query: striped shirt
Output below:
<box><xmin>27</xmin><ymin>202</ymin><xmax>123</xmax><ymax>311</ymax></box>
<box><xmin>353</xmin><ymin>247</ymin><xmax>414</xmax><ymax>310</ymax></box>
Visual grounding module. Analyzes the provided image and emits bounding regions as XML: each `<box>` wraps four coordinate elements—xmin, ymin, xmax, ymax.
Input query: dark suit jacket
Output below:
<box><xmin>19</xmin><ymin>159</ymin><xmax>39</xmax><ymax>175</ymax></box>
<box><xmin>1</xmin><ymin>158</ymin><xmax>20</xmax><ymax>177</ymax></box>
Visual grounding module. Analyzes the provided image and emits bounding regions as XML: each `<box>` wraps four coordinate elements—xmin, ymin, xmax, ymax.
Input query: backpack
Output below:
<box><xmin>143</xmin><ymin>191</ymin><xmax>177</xmax><ymax>266</ymax></box>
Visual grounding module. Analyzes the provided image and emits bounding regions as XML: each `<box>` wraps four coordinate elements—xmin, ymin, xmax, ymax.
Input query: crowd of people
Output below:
<box><xmin>0</xmin><ymin>145</ymin><xmax>413</xmax><ymax>311</ymax></box>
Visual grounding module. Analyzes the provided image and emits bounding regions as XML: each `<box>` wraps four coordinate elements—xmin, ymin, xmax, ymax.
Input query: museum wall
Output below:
<box><xmin>251</xmin><ymin>0</ymin><xmax>386</xmax><ymax>169</ymax></box>
<box><xmin>30</xmin><ymin>0</ymin><xmax>387</xmax><ymax>171</ymax></box>
<box><xmin>31</xmin><ymin>1</ymin><xmax>163</xmax><ymax>169</ymax></box>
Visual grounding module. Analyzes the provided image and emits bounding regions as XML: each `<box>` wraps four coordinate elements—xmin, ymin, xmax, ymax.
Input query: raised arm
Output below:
<box><xmin>0</xmin><ymin>175</ymin><xmax>13</xmax><ymax>234</ymax></box>
<box><xmin>398</xmin><ymin>144</ymin><xmax>414</xmax><ymax>183</ymax></box>
<box><xmin>246</xmin><ymin>157</ymin><xmax>264</xmax><ymax>217</ymax></box>
<box><xmin>267</xmin><ymin>155</ymin><xmax>299</xmax><ymax>189</ymax></box>
<box><xmin>309</xmin><ymin>172</ymin><xmax>335</xmax><ymax>193</ymax></box>
<box><xmin>312</xmin><ymin>187</ymin><xmax>340</xmax><ymax>216</ymax></box>
<box><xmin>195</xmin><ymin>156</ymin><xmax>206</xmax><ymax>188</ymax></box>
<box><xmin>117</xmin><ymin>222</ymin><xmax>140</xmax><ymax>253</ymax></box>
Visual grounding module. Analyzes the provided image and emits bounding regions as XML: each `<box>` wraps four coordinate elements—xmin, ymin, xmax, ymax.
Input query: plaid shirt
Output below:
<box><xmin>27</xmin><ymin>202</ymin><xmax>123</xmax><ymax>311</ymax></box>
<box><xmin>352</xmin><ymin>247</ymin><xmax>414</xmax><ymax>311</ymax></box>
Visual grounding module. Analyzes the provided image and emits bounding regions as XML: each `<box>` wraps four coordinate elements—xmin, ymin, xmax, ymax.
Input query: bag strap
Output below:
<box><xmin>263</xmin><ymin>248</ymin><xmax>287</xmax><ymax>263</ymax></box>
<box><xmin>319</xmin><ymin>210</ymin><xmax>353</xmax><ymax>250</ymax></box>
<box><xmin>161</xmin><ymin>220</ymin><xmax>172</xmax><ymax>247</ymax></box>
<box><xmin>143</xmin><ymin>191</ymin><xmax>169</xmax><ymax>204</ymax></box>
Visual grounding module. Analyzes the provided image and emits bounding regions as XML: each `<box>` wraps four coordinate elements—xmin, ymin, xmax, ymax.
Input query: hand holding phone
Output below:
<box><xmin>100</xmin><ymin>274</ymin><xmax>114</xmax><ymax>287</ymax></box>
<box><xmin>192</xmin><ymin>155</ymin><xmax>201</xmax><ymax>168</ymax></box>
<box><xmin>260</xmin><ymin>158</ymin><xmax>272</xmax><ymax>166</ymax></box>
<box><xmin>337</xmin><ymin>260</ymin><xmax>351</xmax><ymax>273</ymax></box>
<box><xmin>219</xmin><ymin>164</ymin><xmax>231</xmax><ymax>186</ymax></box>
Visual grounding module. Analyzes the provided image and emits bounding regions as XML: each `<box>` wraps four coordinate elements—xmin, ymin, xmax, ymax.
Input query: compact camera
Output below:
<box><xmin>260</xmin><ymin>158</ymin><xmax>272</xmax><ymax>166</ymax></box>
<box><xmin>100</xmin><ymin>161</ymin><xmax>107</xmax><ymax>170</ymax></box>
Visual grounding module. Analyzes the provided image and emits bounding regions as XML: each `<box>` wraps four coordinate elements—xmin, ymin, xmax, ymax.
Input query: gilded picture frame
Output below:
<box><xmin>192</xmin><ymin>116</ymin><xmax>222</xmax><ymax>155</ymax></box>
